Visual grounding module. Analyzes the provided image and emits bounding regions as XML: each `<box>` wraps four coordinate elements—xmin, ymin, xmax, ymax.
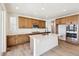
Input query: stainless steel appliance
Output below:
<box><xmin>66</xmin><ymin>24</ymin><xmax>77</xmax><ymax>31</ymax></box>
<box><xmin>66</xmin><ymin>24</ymin><xmax>79</xmax><ymax>44</ymax></box>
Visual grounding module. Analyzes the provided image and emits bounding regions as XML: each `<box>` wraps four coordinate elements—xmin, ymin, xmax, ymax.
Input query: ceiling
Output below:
<box><xmin>4</xmin><ymin>3</ymin><xmax>79</xmax><ymax>20</ymax></box>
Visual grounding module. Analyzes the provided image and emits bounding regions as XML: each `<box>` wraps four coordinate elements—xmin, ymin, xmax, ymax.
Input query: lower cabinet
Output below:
<box><xmin>16</xmin><ymin>35</ymin><xmax>30</xmax><ymax>45</ymax></box>
<box><xmin>7</xmin><ymin>34</ymin><xmax>30</xmax><ymax>47</ymax></box>
<box><xmin>7</xmin><ymin>36</ymin><xmax>16</xmax><ymax>46</ymax></box>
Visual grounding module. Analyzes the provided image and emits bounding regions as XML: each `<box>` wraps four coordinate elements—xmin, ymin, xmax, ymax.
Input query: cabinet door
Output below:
<box><xmin>7</xmin><ymin>35</ymin><xmax>30</xmax><ymax>47</ymax></box>
<box><xmin>56</xmin><ymin>15</ymin><xmax>78</xmax><ymax>25</ymax></box>
<box><xmin>38</xmin><ymin>20</ymin><xmax>41</xmax><ymax>28</ymax></box>
<box><xmin>25</xmin><ymin>18</ymin><xmax>32</xmax><ymax>28</ymax></box>
<box><xmin>19</xmin><ymin>16</ymin><xmax>46</xmax><ymax>28</ymax></box>
<box><xmin>38</xmin><ymin>21</ymin><xmax>45</xmax><ymax>28</ymax></box>
<box><xmin>65</xmin><ymin>17</ymin><xmax>69</xmax><ymax>24</ymax></box>
<box><xmin>68</xmin><ymin>16</ymin><xmax>74</xmax><ymax>24</ymax></box>
<box><xmin>60</xmin><ymin>18</ymin><xmax>66</xmax><ymax>24</ymax></box>
<box><xmin>19</xmin><ymin>17</ymin><xmax>31</xmax><ymax>28</ymax></box>
<box><xmin>16</xmin><ymin>35</ymin><xmax>30</xmax><ymax>45</ymax></box>
<box><xmin>28</xmin><ymin>19</ymin><xmax>33</xmax><ymax>28</ymax></box>
<box><xmin>67</xmin><ymin>15</ymin><xmax>78</xmax><ymax>24</ymax></box>
<box><xmin>7</xmin><ymin>36</ymin><xmax>16</xmax><ymax>47</ymax></box>
<box><xmin>19</xmin><ymin>17</ymin><xmax>26</xmax><ymax>28</ymax></box>
<box><xmin>72</xmin><ymin>15</ymin><xmax>78</xmax><ymax>24</ymax></box>
<box><xmin>41</xmin><ymin>21</ymin><xmax>45</xmax><ymax>28</ymax></box>
<box><xmin>32</xmin><ymin>19</ymin><xmax>38</xmax><ymax>25</ymax></box>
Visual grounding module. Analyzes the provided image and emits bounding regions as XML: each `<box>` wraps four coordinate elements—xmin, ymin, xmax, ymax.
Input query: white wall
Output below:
<box><xmin>46</xmin><ymin>19</ymin><xmax>55</xmax><ymax>32</ymax></box>
<box><xmin>0</xmin><ymin>7</ymin><xmax>3</xmax><ymax>55</ymax></box>
<box><xmin>46</xmin><ymin>20</ymin><xmax>52</xmax><ymax>32</ymax></box>
<box><xmin>7</xmin><ymin>13</ymin><xmax>46</xmax><ymax>35</ymax></box>
<box><xmin>0</xmin><ymin>4</ymin><xmax>6</xmax><ymax>55</ymax></box>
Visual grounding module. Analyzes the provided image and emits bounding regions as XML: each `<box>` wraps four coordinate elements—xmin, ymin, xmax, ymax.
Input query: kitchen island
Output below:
<box><xmin>30</xmin><ymin>33</ymin><xmax>58</xmax><ymax>56</ymax></box>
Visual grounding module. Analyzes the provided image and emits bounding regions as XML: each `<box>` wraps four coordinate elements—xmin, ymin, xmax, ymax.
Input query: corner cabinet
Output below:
<box><xmin>18</xmin><ymin>16</ymin><xmax>46</xmax><ymax>28</ymax></box>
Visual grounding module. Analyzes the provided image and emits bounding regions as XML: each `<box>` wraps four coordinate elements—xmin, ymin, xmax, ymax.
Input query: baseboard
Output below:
<box><xmin>58</xmin><ymin>39</ymin><xmax>66</xmax><ymax>42</ymax></box>
<box><xmin>0</xmin><ymin>52</ymin><xmax>5</xmax><ymax>56</ymax></box>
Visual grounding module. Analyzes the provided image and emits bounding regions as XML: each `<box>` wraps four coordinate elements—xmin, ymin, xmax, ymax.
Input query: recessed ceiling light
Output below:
<box><xmin>16</xmin><ymin>7</ymin><xmax>19</xmax><ymax>10</ymax></box>
<box><xmin>64</xmin><ymin>9</ymin><xmax>66</xmax><ymax>11</ymax></box>
<box><xmin>41</xmin><ymin>8</ymin><xmax>45</xmax><ymax>10</ymax></box>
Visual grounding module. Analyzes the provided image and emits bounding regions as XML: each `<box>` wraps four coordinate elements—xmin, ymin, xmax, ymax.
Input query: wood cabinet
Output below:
<box><xmin>56</xmin><ymin>15</ymin><xmax>79</xmax><ymax>25</ymax></box>
<box><xmin>7</xmin><ymin>35</ymin><xmax>30</xmax><ymax>47</ymax></box>
<box><xmin>7</xmin><ymin>36</ymin><xmax>16</xmax><ymax>46</ymax></box>
<box><xmin>16</xmin><ymin>35</ymin><xmax>29</xmax><ymax>45</ymax></box>
<box><xmin>31</xmin><ymin>19</ymin><xmax>46</xmax><ymax>28</ymax></box>
<box><xmin>28</xmin><ymin>19</ymin><xmax>33</xmax><ymax>28</ymax></box>
<box><xmin>32</xmin><ymin>19</ymin><xmax>38</xmax><ymax>25</ymax></box>
<box><xmin>55</xmin><ymin>15</ymin><xmax>79</xmax><ymax>34</ymax></box>
<box><xmin>19</xmin><ymin>17</ymin><xmax>30</xmax><ymax>28</ymax></box>
<box><xmin>71</xmin><ymin>15</ymin><xmax>78</xmax><ymax>24</ymax></box>
<box><xmin>66</xmin><ymin>15</ymin><xmax>78</xmax><ymax>24</ymax></box>
<box><xmin>19</xmin><ymin>16</ymin><xmax>46</xmax><ymax>28</ymax></box>
<box><xmin>19</xmin><ymin>17</ymin><xmax>26</xmax><ymax>28</ymax></box>
<box><xmin>60</xmin><ymin>18</ymin><xmax>66</xmax><ymax>24</ymax></box>
<box><xmin>56</xmin><ymin>18</ymin><xmax>66</xmax><ymax>24</ymax></box>
<box><xmin>39</xmin><ymin>21</ymin><xmax>46</xmax><ymax>28</ymax></box>
<box><xmin>25</xmin><ymin>18</ymin><xmax>30</xmax><ymax>28</ymax></box>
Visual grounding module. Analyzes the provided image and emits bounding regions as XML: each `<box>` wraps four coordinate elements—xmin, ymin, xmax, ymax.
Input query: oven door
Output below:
<box><xmin>66</xmin><ymin>33</ymin><xmax>77</xmax><ymax>43</ymax></box>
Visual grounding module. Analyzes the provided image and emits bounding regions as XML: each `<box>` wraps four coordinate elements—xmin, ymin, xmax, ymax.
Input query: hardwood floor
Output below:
<box><xmin>42</xmin><ymin>40</ymin><xmax>79</xmax><ymax>56</ymax></box>
<box><xmin>3</xmin><ymin>42</ymin><xmax>33</xmax><ymax>56</ymax></box>
<box><xmin>3</xmin><ymin>40</ymin><xmax>79</xmax><ymax>56</ymax></box>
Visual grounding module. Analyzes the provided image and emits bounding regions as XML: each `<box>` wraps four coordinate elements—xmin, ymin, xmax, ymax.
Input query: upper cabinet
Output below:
<box><xmin>56</xmin><ymin>15</ymin><xmax>79</xmax><ymax>25</ymax></box>
<box><xmin>19</xmin><ymin>16</ymin><xmax>30</xmax><ymax>28</ymax></box>
<box><xmin>19</xmin><ymin>16</ymin><xmax>46</xmax><ymax>28</ymax></box>
<box><xmin>19</xmin><ymin>17</ymin><xmax>26</xmax><ymax>28</ymax></box>
<box><xmin>56</xmin><ymin>17</ymin><xmax>66</xmax><ymax>24</ymax></box>
<box><xmin>60</xmin><ymin>18</ymin><xmax>66</xmax><ymax>24</ymax></box>
<box><xmin>39</xmin><ymin>20</ymin><xmax>46</xmax><ymax>28</ymax></box>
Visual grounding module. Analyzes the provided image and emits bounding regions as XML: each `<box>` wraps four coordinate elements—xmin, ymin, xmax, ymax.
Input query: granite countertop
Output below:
<box><xmin>28</xmin><ymin>32</ymin><xmax>50</xmax><ymax>35</ymax></box>
<box><xmin>7</xmin><ymin>32</ymin><xmax>51</xmax><ymax>36</ymax></box>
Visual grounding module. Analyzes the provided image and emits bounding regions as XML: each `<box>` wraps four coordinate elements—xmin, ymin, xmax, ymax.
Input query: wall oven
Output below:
<box><xmin>66</xmin><ymin>24</ymin><xmax>79</xmax><ymax>44</ymax></box>
<box><xmin>66</xmin><ymin>24</ymin><xmax>77</xmax><ymax>31</ymax></box>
